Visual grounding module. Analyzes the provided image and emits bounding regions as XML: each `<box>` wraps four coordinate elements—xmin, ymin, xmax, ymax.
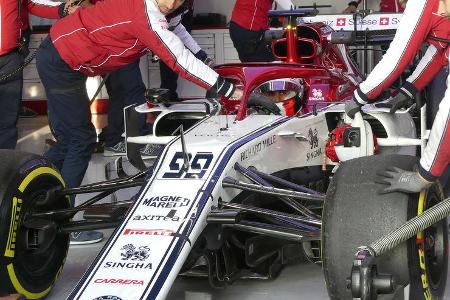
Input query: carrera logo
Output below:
<box><xmin>94</xmin><ymin>278</ymin><xmax>144</xmax><ymax>285</ymax></box>
<box><xmin>336</xmin><ymin>18</ymin><xmax>346</xmax><ymax>26</ymax></box>
<box><xmin>379</xmin><ymin>17</ymin><xmax>389</xmax><ymax>25</ymax></box>
<box><xmin>5</xmin><ymin>197</ymin><xmax>23</xmax><ymax>258</ymax></box>
<box><xmin>123</xmin><ymin>229</ymin><xmax>175</xmax><ymax>236</ymax></box>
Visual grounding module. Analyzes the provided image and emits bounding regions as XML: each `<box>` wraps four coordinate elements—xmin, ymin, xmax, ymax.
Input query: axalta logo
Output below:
<box><xmin>94</xmin><ymin>278</ymin><xmax>144</xmax><ymax>285</ymax></box>
<box><xmin>5</xmin><ymin>197</ymin><xmax>23</xmax><ymax>258</ymax></box>
<box><xmin>123</xmin><ymin>229</ymin><xmax>175</xmax><ymax>236</ymax></box>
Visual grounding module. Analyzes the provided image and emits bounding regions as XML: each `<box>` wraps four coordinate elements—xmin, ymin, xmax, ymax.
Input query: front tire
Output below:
<box><xmin>322</xmin><ymin>154</ymin><xmax>447</xmax><ymax>300</ymax></box>
<box><xmin>0</xmin><ymin>150</ymin><xmax>70</xmax><ymax>298</ymax></box>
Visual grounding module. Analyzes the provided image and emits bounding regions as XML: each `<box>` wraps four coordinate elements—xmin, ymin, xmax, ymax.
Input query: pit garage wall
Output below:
<box><xmin>24</xmin><ymin>0</ymin><xmax>381</xmax><ymax>106</ymax></box>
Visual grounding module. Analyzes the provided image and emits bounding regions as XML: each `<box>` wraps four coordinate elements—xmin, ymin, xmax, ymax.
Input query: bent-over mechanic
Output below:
<box><xmin>36</xmin><ymin>0</ymin><xmax>242</xmax><ymax>190</ymax></box>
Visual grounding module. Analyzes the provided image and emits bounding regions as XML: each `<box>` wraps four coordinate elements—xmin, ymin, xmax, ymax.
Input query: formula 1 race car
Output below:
<box><xmin>0</xmin><ymin>9</ymin><xmax>445</xmax><ymax>300</ymax></box>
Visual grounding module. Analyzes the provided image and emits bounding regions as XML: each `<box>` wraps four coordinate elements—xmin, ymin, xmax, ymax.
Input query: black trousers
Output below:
<box><xmin>229</xmin><ymin>21</ymin><xmax>274</xmax><ymax>63</ymax></box>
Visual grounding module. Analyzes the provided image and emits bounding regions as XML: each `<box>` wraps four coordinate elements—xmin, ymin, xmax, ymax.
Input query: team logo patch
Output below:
<box><xmin>120</xmin><ymin>244</ymin><xmax>150</xmax><ymax>261</ymax></box>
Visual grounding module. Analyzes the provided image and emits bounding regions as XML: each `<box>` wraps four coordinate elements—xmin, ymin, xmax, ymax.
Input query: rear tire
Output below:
<box><xmin>322</xmin><ymin>154</ymin><xmax>447</xmax><ymax>300</ymax></box>
<box><xmin>0</xmin><ymin>150</ymin><xmax>70</xmax><ymax>299</ymax></box>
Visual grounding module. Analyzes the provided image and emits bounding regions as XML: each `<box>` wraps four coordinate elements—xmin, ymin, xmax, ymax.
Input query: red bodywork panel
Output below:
<box><xmin>214</xmin><ymin>22</ymin><xmax>362</xmax><ymax>121</ymax></box>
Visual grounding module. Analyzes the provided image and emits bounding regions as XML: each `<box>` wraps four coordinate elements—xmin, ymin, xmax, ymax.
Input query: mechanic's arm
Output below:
<box><xmin>379</xmin><ymin>45</ymin><xmax>447</xmax><ymax>113</ymax></box>
<box><xmin>169</xmin><ymin>14</ymin><xmax>213</xmax><ymax>65</ymax></box>
<box><xmin>378</xmin><ymin>89</ymin><xmax>450</xmax><ymax>193</ymax></box>
<box><xmin>405</xmin><ymin>44</ymin><xmax>448</xmax><ymax>92</ymax></box>
<box><xmin>135</xmin><ymin>13</ymin><xmax>238</xmax><ymax>99</ymax></box>
<box><xmin>27</xmin><ymin>0</ymin><xmax>81</xmax><ymax>18</ymax></box>
<box><xmin>419</xmin><ymin>88</ymin><xmax>450</xmax><ymax>181</ymax></box>
<box><xmin>354</xmin><ymin>0</ymin><xmax>435</xmax><ymax>104</ymax></box>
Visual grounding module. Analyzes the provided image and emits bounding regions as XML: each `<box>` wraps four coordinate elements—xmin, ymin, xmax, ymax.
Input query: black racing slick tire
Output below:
<box><xmin>0</xmin><ymin>150</ymin><xmax>70</xmax><ymax>299</ymax></box>
<box><xmin>322</xmin><ymin>154</ymin><xmax>448</xmax><ymax>300</ymax></box>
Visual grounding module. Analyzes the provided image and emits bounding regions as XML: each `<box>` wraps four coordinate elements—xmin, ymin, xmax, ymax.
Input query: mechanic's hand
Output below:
<box><xmin>375</xmin><ymin>90</ymin><xmax>414</xmax><ymax>113</ymax></box>
<box><xmin>230</xmin><ymin>88</ymin><xmax>243</xmax><ymax>100</ymax></box>
<box><xmin>375</xmin><ymin>167</ymin><xmax>433</xmax><ymax>194</ymax></box>
<box><xmin>345</xmin><ymin>99</ymin><xmax>363</xmax><ymax>119</ymax></box>
<box><xmin>204</xmin><ymin>57</ymin><xmax>216</xmax><ymax>68</ymax></box>
<box><xmin>343</xmin><ymin>5</ymin><xmax>357</xmax><ymax>13</ymax></box>
<box><xmin>64</xmin><ymin>0</ymin><xmax>85</xmax><ymax>15</ymax></box>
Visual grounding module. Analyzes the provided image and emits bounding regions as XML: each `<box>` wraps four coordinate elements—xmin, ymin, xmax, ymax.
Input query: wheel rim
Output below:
<box><xmin>14</xmin><ymin>173</ymin><xmax>69</xmax><ymax>283</ymax></box>
<box><xmin>416</xmin><ymin>188</ymin><xmax>446</xmax><ymax>291</ymax></box>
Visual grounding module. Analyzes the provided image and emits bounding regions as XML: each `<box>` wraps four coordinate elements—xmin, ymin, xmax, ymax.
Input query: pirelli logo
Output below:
<box><xmin>5</xmin><ymin>197</ymin><xmax>23</xmax><ymax>258</ymax></box>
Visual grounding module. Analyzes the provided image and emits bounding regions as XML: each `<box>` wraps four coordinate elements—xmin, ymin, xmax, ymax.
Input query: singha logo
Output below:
<box><xmin>312</xmin><ymin>89</ymin><xmax>322</xmax><ymax>98</ymax></box>
<box><xmin>308</xmin><ymin>128</ymin><xmax>319</xmax><ymax>149</ymax></box>
<box><xmin>120</xmin><ymin>244</ymin><xmax>150</xmax><ymax>261</ymax></box>
<box><xmin>310</xmin><ymin>88</ymin><xmax>325</xmax><ymax>101</ymax></box>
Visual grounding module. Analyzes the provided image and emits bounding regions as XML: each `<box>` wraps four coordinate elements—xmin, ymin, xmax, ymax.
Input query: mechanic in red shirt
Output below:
<box><xmin>35</xmin><ymin>0</ymin><xmax>242</xmax><ymax>190</ymax></box>
<box><xmin>229</xmin><ymin>0</ymin><xmax>294</xmax><ymax>62</ymax></box>
<box><xmin>344</xmin><ymin>0</ymin><xmax>450</xmax><ymax>193</ymax></box>
<box><xmin>99</xmin><ymin>0</ymin><xmax>213</xmax><ymax>157</ymax></box>
<box><xmin>0</xmin><ymin>0</ymin><xmax>79</xmax><ymax>150</ymax></box>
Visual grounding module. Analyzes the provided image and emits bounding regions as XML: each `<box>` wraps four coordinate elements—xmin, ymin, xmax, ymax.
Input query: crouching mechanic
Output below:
<box><xmin>344</xmin><ymin>0</ymin><xmax>450</xmax><ymax>193</ymax></box>
<box><xmin>35</xmin><ymin>0</ymin><xmax>242</xmax><ymax>190</ymax></box>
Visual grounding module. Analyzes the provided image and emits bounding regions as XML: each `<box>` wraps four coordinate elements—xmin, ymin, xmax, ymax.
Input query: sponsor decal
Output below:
<box><xmin>379</xmin><ymin>17</ymin><xmax>389</xmax><ymax>25</ymax></box>
<box><xmin>336</xmin><ymin>18</ymin><xmax>346</xmax><ymax>26</ymax></box>
<box><xmin>94</xmin><ymin>278</ymin><xmax>144</xmax><ymax>285</ymax></box>
<box><xmin>308</xmin><ymin>84</ymin><xmax>329</xmax><ymax>102</ymax></box>
<box><xmin>240</xmin><ymin>135</ymin><xmax>276</xmax><ymax>161</ymax></box>
<box><xmin>308</xmin><ymin>128</ymin><xmax>319</xmax><ymax>149</ymax></box>
<box><xmin>120</xmin><ymin>244</ymin><xmax>150</xmax><ymax>261</ymax></box>
<box><xmin>5</xmin><ymin>197</ymin><xmax>23</xmax><ymax>258</ymax></box>
<box><xmin>123</xmin><ymin>228</ymin><xmax>175</xmax><ymax>236</ymax></box>
<box><xmin>142</xmin><ymin>195</ymin><xmax>190</xmax><ymax>208</ymax></box>
<box><xmin>306</xmin><ymin>128</ymin><xmax>322</xmax><ymax>162</ymax></box>
<box><xmin>133</xmin><ymin>210</ymin><xmax>179</xmax><ymax>222</ymax></box>
<box><xmin>162</xmin><ymin>152</ymin><xmax>214</xmax><ymax>179</ymax></box>
<box><xmin>392</xmin><ymin>17</ymin><xmax>400</xmax><ymax>25</ymax></box>
<box><xmin>103</xmin><ymin>244</ymin><xmax>152</xmax><ymax>270</ymax></box>
<box><xmin>92</xmin><ymin>296</ymin><xmax>123</xmax><ymax>300</ymax></box>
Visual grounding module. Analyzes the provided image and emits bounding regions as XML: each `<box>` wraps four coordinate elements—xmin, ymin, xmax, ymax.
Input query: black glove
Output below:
<box><xmin>375</xmin><ymin>167</ymin><xmax>432</xmax><ymax>194</ymax></box>
<box><xmin>345</xmin><ymin>98</ymin><xmax>363</xmax><ymax>119</ymax></box>
<box><xmin>375</xmin><ymin>90</ymin><xmax>414</xmax><ymax>113</ymax></box>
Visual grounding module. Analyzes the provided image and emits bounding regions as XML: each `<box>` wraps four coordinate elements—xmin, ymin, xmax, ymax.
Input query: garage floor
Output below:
<box><xmin>15</xmin><ymin>116</ymin><xmax>450</xmax><ymax>300</ymax></box>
